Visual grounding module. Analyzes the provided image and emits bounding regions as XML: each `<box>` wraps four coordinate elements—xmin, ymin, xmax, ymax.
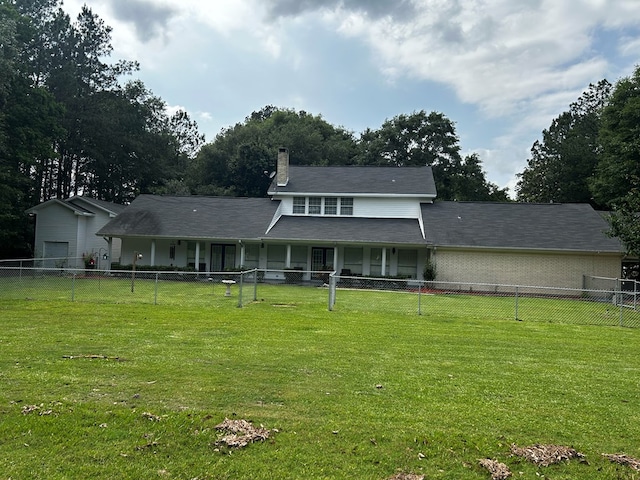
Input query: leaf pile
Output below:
<box><xmin>510</xmin><ymin>444</ymin><xmax>585</xmax><ymax>466</ymax></box>
<box><xmin>387</xmin><ymin>474</ymin><xmax>424</xmax><ymax>480</ymax></box>
<box><xmin>478</xmin><ymin>458</ymin><xmax>511</xmax><ymax>479</ymax></box>
<box><xmin>214</xmin><ymin>418</ymin><xmax>271</xmax><ymax>448</ymax></box>
<box><xmin>603</xmin><ymin>453</ymin><xmax>640</xmax><ymax>471</ymax></box>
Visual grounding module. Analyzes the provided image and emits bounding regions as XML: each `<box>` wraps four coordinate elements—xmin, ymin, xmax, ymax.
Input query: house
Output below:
<box><xmin>26</xmin><ymin>197</ymin><xmax>125</xmax><ymax>269</ymax></box>
<box><xmin>96</xmin><ymin>148</ymin><xmax>625</xmax><ymax>288</ymax></box>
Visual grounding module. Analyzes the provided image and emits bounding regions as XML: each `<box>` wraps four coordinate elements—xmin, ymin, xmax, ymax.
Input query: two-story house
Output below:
<box><xmin>96</xmin><ymin>148</ymin><xmax>625</xmax><ymax>288</ymax></box>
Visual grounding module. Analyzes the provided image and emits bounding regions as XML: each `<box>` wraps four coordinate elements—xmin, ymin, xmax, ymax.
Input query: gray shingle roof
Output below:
<box><xmin>97</xmin><ymin>195</ymin><xmax>279</xmax><ymax>240</ymax></box>
<box><xmin>268</xmin><ymin>166</ymin><xmax>437</xmax><ymax>196</ymax></box>
<box><xmin>422</xmin><ymin>201</ymin><xmax>623</xmax><ymax>252</ymax></box>
<box><xmin>26</xmin><ymin>197</ymin><xmax>125</xmax><ymax>216</ymax></box>
<box><xmin>265</xmin><ymin>216</ymin><xmax>425</xmax><ymax>244</ymax></box>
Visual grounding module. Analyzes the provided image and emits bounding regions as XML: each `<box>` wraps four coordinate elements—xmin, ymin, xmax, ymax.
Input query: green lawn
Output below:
<box><xmin>1</xmin><ymin>286</ymin><xmax>640</xmax><ymax>479</ymax></box>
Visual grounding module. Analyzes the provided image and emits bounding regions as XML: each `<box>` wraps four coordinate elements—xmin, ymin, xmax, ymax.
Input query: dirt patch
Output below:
<box><xmin>387</xmin><ymin>473</ymin><xmax>424</xmax><ymax>480</ymax></box>
<box><xmin>62</xmin><ymin>354</ymin><xmax>123</xmax><ymax>361</ymax></box>
<box><xmin>603</xmin><ymin>453</ymin><xmax>640</xmax><ymax>471</ymax></box>
<box><xmin>510</xmin><ymin>443</ymin><xmax>585</xmax><ymax>466</ymax></box>
<box><xmin>478</xmin><ymin>458</ymin><xmax>511</xmax><ymax>479</ymax></box>
<box><xmin>214</xmin><ymin>418</ymin><xmax>272</xmax><ymax>448</ymax></box>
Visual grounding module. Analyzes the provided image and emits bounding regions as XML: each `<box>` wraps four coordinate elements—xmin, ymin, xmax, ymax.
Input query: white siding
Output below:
<box><xmin>277</xmin><ymin>196</ymin><xmax>421</xmax><ymax>218</ymax></box>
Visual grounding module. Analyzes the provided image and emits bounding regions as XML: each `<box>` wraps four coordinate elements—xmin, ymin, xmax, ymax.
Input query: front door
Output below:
<box><xmin>311</xmin><ymin>247</ymin><xmax>333</xmax><ymax>271</ymax></box>
<box><xmin>211</xmin><ymin>244</ymin><xmax>236</xmax><ymax>271</ymax></box>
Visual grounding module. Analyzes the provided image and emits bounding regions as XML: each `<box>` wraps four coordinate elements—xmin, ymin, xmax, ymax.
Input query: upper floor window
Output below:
<box><xmin>293</xmin><ymin>197</ymin><xmax>306</xmax><ymax>214</ymax></box>
<box><xmin>324</xmin><ymin>197</ymin><xmax>337</xmax><ymax>215</ymax></box>
<box><xmin>308</xmin><ymin>197</ymin><xmax>321</xmax><ymax>215</ymax></box>
<box><xmin>340</xmin><ymin>197</ymin><xmax>353</xmax><ymax>215</ymax></box>
<box><xmin>293</xmin><ymin>196</ymin><xmax>353</xmax><ymax>215</ymax></box>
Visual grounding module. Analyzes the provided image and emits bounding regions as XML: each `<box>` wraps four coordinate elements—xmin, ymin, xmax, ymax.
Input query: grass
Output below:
<box><xmin>1</xmin><ymin>285</ymin><xmax>640</xmax><ymax>479</ymax></box>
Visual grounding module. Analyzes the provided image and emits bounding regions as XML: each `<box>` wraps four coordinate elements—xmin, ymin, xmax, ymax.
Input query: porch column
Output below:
<box><xmin>106</xmin><ymin>237</ymin><xmax>113</xmax><ymax>273</ymax></box>
<box><xmin>239</xmin><ymin>241</ymin><xmax>245</xmax><ymax>268</ymax></box>
<box><xmin>381</xmin><ymin>248</ymin><xmax>387</xmax><ymax>276</ymax></box>
<box><xmin>151</xmin><ymin>240</ymin><xmax>156</xmax><ymax>266</ymax></box>
<box><xmin>286</xmin><ymin>244</ymin><xmax>292</xmax><ymax>268</ymax></box>
<box><xmin>195</xmin><ymin>242</ymin><xmax>200</xmax><ymax>271</ymax></box>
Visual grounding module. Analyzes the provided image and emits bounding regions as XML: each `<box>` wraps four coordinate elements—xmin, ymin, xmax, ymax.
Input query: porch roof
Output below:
<box><xmin>264</xmin><ymin>216</ymin><xmax>426</xmax><ymax>245</ymax></box>
<box><xmin>97</xmin><ymin>195</ymin><xmax>279</xmax><ymax>240</ymax></box>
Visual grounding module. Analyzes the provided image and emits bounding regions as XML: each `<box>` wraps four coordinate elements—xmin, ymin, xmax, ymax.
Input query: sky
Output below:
<box><xmin>60</xmin><ymin>0</ymin><xmax>640</xmax><ymax>195</ymax></box>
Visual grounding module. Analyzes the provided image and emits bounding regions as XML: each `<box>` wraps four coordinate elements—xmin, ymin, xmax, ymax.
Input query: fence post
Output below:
<box><xmin>418</xmin><ymin>281</ymin><xmax>422</xmax><ymax>315</ymax></box>
<box><xmin>328</xmin><ymin>273</ymin><xmax>335</xmax><ymax>311</ymax></box>
<box><xmin>514</xmin><ymin>286</ymin><xmax>519</xmax><ymax>321</ymax></box>
<box><xmin>237</xmin><ymin>272</ymin><xmax>243</xmax><ymax>308</ymax></box>
<box><xmin>154</xmin><ymin>273</ymin><xmax>159</xmax><ymax>305</ymax></box>
<box><xmin>253</xmin><ymin>269</ymin><xmax>258</xmax><ymax>302</ymax></box>
<box><xmin>71</xmin><ymin>273</ymin><xmax>76</xmax><ymax>301</ymax></box>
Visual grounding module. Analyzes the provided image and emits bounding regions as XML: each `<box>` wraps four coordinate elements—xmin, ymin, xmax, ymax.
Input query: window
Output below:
<box><xmin>267</xmin><ymin>244</ymin><xmax>286</xmax><ymax>270</ymax></box>
<box><xmin>308</xmin><ymin>197</ymin><xmax>321</xmax><ymax>215</ymax></box>
<box><xmin>291</xmin><ymin>245</ymin><xmax>307</xmax><ymax>269</ymax></box>
<box><xmin>370</xmin><ymin>248</ymin><xmax>383</xmax><ymax>276</ymax></box>
<box><xmin>293</xmin><ymin>197</ymin><xmax>306</xmax><ymax>214</ymax></box>
<box><xmin>324</xmin><ymin>197</ymin><xmax>337</xmax><ymax>215</ymax></box>
<box><xmin>343</xmin><ymin>247</ymin><xmax>363</xmax><ymax>274</ymax></box>
<box><xmin>397</xmin><ymin>249</ymin><xmax>418</xmax><ymax>278</ymax></box>
<box><xmin>243</xmin><ymin>244</ymin><xmax>259</xmax><ymax>268</ymax></box>
<box><xmin>340</xmin><ymin>197</ymin><xmax>353</xmax><ymax>215</ymax></box>
<box><xmin>293</xmin><ymin>196</ymin><xmax>353</xmax><ymax>216</ymax></box>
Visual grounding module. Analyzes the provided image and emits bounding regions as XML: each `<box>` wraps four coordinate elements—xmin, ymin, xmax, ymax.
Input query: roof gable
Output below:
<box><xmin>26</xmin><ymin>197</ymin><xmax>125</xmax><ymax>216</ymax></box>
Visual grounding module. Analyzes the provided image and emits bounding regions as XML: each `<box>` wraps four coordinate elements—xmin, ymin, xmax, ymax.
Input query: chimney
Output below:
<box><xmin>276</xmin><ymin>147</ymin><xmax>289</xmax><ymax>187</ymax></box>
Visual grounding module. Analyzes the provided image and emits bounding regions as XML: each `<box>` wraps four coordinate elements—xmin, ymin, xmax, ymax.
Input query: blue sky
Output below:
<box><xmin>62</xmin><ymin>0</ymin><xmax>640</xmax><ymax>195</ymax></box>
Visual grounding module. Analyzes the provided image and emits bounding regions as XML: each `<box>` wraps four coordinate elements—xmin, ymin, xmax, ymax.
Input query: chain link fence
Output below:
<box><xmin>1</xmin><ymin>264</ymin><xmax>638</xmax><ymax>328</ymax></box>
<box><xmin>329</xmin><ymin>274</ymin><xmax>640</xmax><ymax>328</ymax></box>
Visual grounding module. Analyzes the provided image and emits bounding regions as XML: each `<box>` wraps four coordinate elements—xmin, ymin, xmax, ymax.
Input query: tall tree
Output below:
<box><xmin>0</xmin><ymin>0</ymin><xmax>203</xmax><ymax>256</ymax></box>
<box><xmin>591</xmin><ymin>68</ymin><xmax>640</xmax><ymax>208</ymax></box>
<box><xmin>189</xmin><ymin>106</ymin><xmax>358</xmax><ymax>197</ymax></box>
<box><xmin>357</xmin><ymin>111</ymin><xmax>505</xmax><ymax>201</ymax></box>
<box><xmin>591</xmin><ymin>66</ymin><xmax>640</xmax><ymax>256</ymax></box>
<box><xmin>607</xmin><ymin>183</ymin><xmax>640</xmax><ymax>257</ymax></box>
<box><xmin>456</xmin><ymin>154</ymin><xmax>510</xmax><ymax>202</ymax></box>
<box><xmin>516</xmin><ymin>80</ymin><xmax>611</xmax><ymax>205</ymax></box>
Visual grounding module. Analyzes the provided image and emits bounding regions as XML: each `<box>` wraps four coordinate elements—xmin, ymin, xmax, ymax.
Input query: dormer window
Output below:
<box><xmin>340</xmin><ymin>197</ymin><xmax>353</xmax><ymax>215</ymax></box>
<box><xmin>308</xmin><ymin>197</ymin><xmax>321</xmax><ymax>215</ymax></box>
<box><xmin>292</xmin><ymin>196</ymin><xmax>353</xmax><ymax>215</ymax></box>
<box><xmin>293</xmin><ymin>197</ymin><xmax>306</xmax><ymax>214</ymax></box>
<box><xmin>324</xmin><ymin>198</ymin><xmax>337</xmax><ymax>215</ymax></box>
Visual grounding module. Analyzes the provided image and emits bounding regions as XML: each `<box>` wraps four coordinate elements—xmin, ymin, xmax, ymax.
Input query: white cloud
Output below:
<box><xmin>59</xmin><ymin>0</ymin><xmax>640</xmax><ymax>192</ymax></box>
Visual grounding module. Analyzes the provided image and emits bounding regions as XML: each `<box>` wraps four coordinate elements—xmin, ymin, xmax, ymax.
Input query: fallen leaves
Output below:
<box><xmin>509</xmin><ymin>444</ymin><xmax>586</xmax><ymax>466</ymax></box>
<box><xmin>478</xmin><ymin>458</ymin><xmax>511</xmax><ymax>479</ymax></box>
<box><xmin>214</xmin><ymin>418</ymin><xmax>272</xmax><ymax>449</ymax></box>
<box><xmin>387</xmin><ymin>473</ymin><xmax>424</xmax><ymax>480</ymax></box>
<box><xmin>603</xmin><ymin>453</ymin><xmax>640</xmax><ymax>471</ymax></box>
<box><xmin>62</xmin><ymin>354</ymin><xmax>122</xmax><ymax>361</ymax></box>
<box><xmin>141</xmin><ymin>412</ymin><xmax>162</xmax><ymax>422</ymax></box>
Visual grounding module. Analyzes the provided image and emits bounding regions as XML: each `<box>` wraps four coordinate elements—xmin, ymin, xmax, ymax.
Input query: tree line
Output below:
<box><xmin>0</xmin><ymin>0</ymin><xmax>204</xmax><ymax>257</ymax></box>
<box><xmin>516</xmin><ymin>68</ymin><xmax>640</xmax><ymax>257</ymax></box>
<box><xmin>1</xmin><ymin>1</ymin><xmax>638</xmax><ymax>258</ymax></box>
